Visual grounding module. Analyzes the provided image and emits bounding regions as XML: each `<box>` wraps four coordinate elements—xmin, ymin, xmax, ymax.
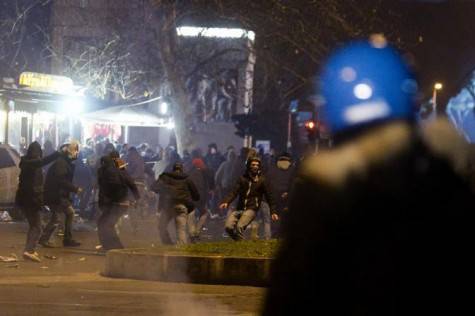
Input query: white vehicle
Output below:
<box><xmin>0</xmin><ymin>145</ymin><xmax>20</xmax><ymax>219</ymax></box>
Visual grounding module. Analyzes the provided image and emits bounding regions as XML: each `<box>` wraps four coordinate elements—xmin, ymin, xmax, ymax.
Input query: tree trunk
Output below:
<box><xmin>153</xmin><ymin>2</ymin><xmax>195</xmax><ymax>155</ymax></box>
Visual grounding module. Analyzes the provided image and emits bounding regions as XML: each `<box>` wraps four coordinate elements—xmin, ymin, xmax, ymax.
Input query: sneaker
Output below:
<box><xmin>23</xmin><ymin>251</ymin><xmax>41</xmax><ymax>263</ymax></box>
<box><xmin>63</xmin><ymin>240</ymin><xmax>81</xmax><ymax>247</ymax></box>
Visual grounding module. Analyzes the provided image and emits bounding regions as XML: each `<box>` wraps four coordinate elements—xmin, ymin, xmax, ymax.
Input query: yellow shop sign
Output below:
<box><xmin>19</xmin><ymin>72</ymin><xmax>74</xmax><ymax>94</ymax></box>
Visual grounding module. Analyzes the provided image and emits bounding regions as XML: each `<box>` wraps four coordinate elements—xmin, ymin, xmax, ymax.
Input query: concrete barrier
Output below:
<box><xmin>104</xmin><ymin>249</ymin><xmax>272</xmax><ymax>287</ymax></box>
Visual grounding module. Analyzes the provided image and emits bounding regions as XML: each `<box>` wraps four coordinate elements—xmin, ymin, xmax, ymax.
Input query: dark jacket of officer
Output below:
<box><xmin>264</xmin><ymin>119</ymin><xmax>475</xmax><ymax>315</ymax></box>
<box><xmin>44</xmin><ymin>152</ymin><xmax>79</xmax><ymax>205</ymax></box>
<box><xmin>16</xmin><ymin>142</ymin><xmax>59</xmax><ymax>208</ymax></box>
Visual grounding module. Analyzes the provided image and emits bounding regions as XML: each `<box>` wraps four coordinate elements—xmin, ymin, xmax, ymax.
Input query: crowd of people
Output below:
<box><xmin>15</xmin><ymin>136</ymin><xmax>296</xmax><ymax>262</ymax></box>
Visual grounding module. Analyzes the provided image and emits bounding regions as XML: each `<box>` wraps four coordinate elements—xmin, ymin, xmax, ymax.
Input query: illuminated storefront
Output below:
<box><xmin>1</xmin><ymin>72</ymin><xmax>85</xmax><ymax>153</ymax></box>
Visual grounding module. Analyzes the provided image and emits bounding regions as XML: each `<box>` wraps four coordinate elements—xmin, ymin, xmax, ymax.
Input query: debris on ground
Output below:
<box><xmin>44</xmin><ymin>255</ymin><xmax>57</xmax><ymax>260</ymax></box>
<box><xmin>0</xmin><ymin>253</ymin><xmax>18</xmax><ymax>262</ymax></box>
<box><xmin>79</xmin><ymin>257</ymin><xmax>86</xmax><ymax>261</ymax></box>
<box><xmin>95</xmin><ymin>245</ymin><xmax>102</xmax><ymax>250</ymax></box>
<box><xmin>40</xmin><ymin>266</ymin><xmax>49</xmax><ymax>269</ymax></box>
<box><xmin>0</xmin><ymin>211</ymin><xmax>12</xmax><ymax>222</ymax></box>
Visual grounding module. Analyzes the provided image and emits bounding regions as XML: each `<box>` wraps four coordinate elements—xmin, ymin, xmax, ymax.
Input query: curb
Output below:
<box><xmin>104</xmin><ymin>249</ymin><xmax>272</xmax><ymax>287</ymax></box>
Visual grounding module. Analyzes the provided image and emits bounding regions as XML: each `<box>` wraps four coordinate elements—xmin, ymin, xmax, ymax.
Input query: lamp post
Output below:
<box><xmin>288</xmin><ymin>100</ymin><xmax>298</xmax><ymax>150</ymax></box>
<box><xmin>432</xmin><ymin>82</ymin><xmax>443</xmax><ymax>115</ymax></box>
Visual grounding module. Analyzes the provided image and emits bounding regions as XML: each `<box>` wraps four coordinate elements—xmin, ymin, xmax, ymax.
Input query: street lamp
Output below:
<box><xmin>432</xmin><ymin>82</ymin><xmax>443</xmax><ymax>115</ymax></box>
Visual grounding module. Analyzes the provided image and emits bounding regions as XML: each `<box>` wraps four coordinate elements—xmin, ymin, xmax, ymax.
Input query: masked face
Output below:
<box><xmin>67</xmin><ymin>142</ymin><xmax>80</xmax><ymax>160</ymax></box>
<box><xmin>277</xmin><ymin>160</ymin><xmax>291</xmax><ymax>170</ymax></box>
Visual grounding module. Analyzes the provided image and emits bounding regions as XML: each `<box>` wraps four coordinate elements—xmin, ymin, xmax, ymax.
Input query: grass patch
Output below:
<box><xmin>152</xmin><ymin>240</ymin><xmax>280</xmax><ymax>258</ymax></box>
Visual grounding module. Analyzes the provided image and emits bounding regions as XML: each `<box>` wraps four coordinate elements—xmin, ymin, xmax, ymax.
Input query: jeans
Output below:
<box><xmin>225</xmin><ymin>209</ymin><xmax>257</xmax><ymax>241</ymax></box>
<box><xmin>158</xmin><ymin>204</ymin><xmax>188</xmax><ymax>245</ymax></box>
<box><xmin>251</xmin><ymin>202</ymin><xmax>272</xmax><ymax>240</ymax></box>
<box><xmin>40</xmin><ymin>199</ymin><xmax>75</xmax><ymax>243</ymax></box>
<box><xmin>22</xmin><ymin>207</ymin><xmax>42</xmax><ymax>253</ymax></box>
<box><xmin>188</xmin><ymin>208</ymin><xmax>209</xmax><ymax>238</ymax></box>
<box><xmin>97</xmin><ymin>204</ymin><xmax>128</xmax><ymax>250</ymax></box>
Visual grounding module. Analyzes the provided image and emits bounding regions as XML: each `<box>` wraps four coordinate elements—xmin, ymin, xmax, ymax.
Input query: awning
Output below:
<box><xmin>80</xmin><ymin>105</ymin><xmax>170</xmax><ymax>127</ymax></box>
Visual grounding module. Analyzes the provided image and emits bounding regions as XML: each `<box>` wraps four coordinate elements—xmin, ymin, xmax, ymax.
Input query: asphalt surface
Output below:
<box><xmin>0</xmin><ymin>220</ymin><xmax>266</xmax><ymax>315</ymax></box>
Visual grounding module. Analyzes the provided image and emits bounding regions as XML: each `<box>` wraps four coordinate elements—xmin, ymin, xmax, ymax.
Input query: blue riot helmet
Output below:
<box><xmin>320</xmin><ymin>38</ymin><xmax>418</xmax><ymax>134</ymax></box>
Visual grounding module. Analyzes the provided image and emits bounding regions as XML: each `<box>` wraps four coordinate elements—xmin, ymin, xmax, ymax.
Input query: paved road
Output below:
<box><xmin>0</xmin><ymin>222</ymin><xmax>266</xmax><ymax>315</ymax></box>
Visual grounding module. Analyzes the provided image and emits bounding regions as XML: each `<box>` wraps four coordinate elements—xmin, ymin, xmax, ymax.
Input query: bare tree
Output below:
<box><xmin>145</xmin><ymin>0</ymin><xmax>403</xmax><ymax>153</ymax></box>
<box><xmin>0</xmin><ymin>0</ymin><xmax>52</xmax><ymax>79</ymax></box>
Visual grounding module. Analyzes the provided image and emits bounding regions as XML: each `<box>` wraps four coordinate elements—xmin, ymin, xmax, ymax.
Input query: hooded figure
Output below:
<box><xmin>220</xmin><ymin>157</ymin><xmax>278</xmax><ymax>241</ymax></box>
<box><xmin>16</xmin><ymin>141</ymin><xmax>60</xmax><ymax>262</ymax></box>
<box><xmin>152</xmin><ymin>162</ymin><xmax>200</xmax><ymax>245</ymax></box>
<box><xmin>265</xmin><ymin>153</ymin><xmax>295</xmax><ymax>238</ymax></box>
<box><xmin>16</xmin><ymin>142</ymin><xmax>59</xmax><ymax>209</ymax></box>
<box><xmin>40</xmin><ymin>141</ymin><xmax>82</xmax><ymax>248</ymax></box>
<box><xmin>97</xmin><ymin>152</ymin><xmax>139</xmax><ymax>250</ymax></box>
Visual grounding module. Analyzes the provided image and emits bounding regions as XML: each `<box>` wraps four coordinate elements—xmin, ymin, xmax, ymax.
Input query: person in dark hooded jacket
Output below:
<box><xmin>266</xmin><ymin>152</ymin><xmax>296</xmax><ymax>237</ymax></box>
<box><xmin>97</xmin><ymin>152</ymin><xmax>140</xmax><ymax>250</ymax></box>
<box><xmin>152</xmin><ymin>162</ymin><xmax>200</xmax><ymax>245</ymax></box>
<box><xmin>16</xmin><ymin>141</ymin><xmax>60</xmax><ymax>262</ymax></box>
<box><xmin>220</xmin><ymin>156</ymin><xmax>278</xmax><ymax>241</ymax></box>
<box><xmin>40</xmin><ymin>142</ymin><xmax>82</xmax><ymax>248</ymax></box>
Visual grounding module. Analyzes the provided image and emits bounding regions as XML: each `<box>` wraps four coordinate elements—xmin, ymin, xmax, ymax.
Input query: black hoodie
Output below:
<box><xmin>16</xmin><ymin>142</ymin><xmax>60</xmax><ymax>208</ymax></box>
<box><xmin>222</xmin><ymin>172</ymin><xmax>276</xmax><ymax>214</ymax></box>
<box><xmin>97</xmin><ymin>155</ymin><xmax>140</xmax><ymax>206</ymax></box>
<box><xmin>44</xmin><ymin>152</ymin><xmax>79</xmax><ymax>205</ymax></box>
<box><xmin>152</xmin><ymin>171</ymin><xmax>200</xmax><ymax>212</ymax></box>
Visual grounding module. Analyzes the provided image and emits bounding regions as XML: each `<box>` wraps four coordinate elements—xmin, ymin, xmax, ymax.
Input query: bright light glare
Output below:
<box><xmin>354</xmin><ymin>83</ymin><xmax>373</xmax><ymax>100</ymax></box>
<box><xmin>160</xmin><ymin>102</ymin><xmax>168</xmax><ymax>115</ymax></box>
<box><xmin>344</xmin><ymin>101</ymin><xmax>390</xmax><ymax>124</ymax></box>
<box><xmin>177</xmin><ymin>26</ymin><xmax>255</xmax><ymax>41</ymax></box>
<box><xmin>63</xmin><ymin>98</ymin><xmax>85</xmax><ymax>115</ymax></box>
<box><xmin>434</xmin><ymin>83</ymin><xmax>443</xmax><ymax>90</ymax></box>
<box><xmin>166</xmin><ymin>121</ymin><xmax>175</xmax><ymax>130</ymax></box>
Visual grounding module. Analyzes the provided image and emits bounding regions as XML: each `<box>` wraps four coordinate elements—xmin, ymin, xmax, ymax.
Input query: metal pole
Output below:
<box><xmin>287</xmin><ymin>112</ymin><xmax>292</xmax><ymax>150</ymax></box>
<box><xmin>432</xmin><ymin>88</ymin><xmax>437</xmax><ymax>116</ymax></box>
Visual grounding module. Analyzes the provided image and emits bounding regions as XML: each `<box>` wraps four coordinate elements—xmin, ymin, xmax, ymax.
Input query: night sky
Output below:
<box><xmin>394</xmin><ymin>0</ymin><xmax>475</xmax><ymax>109</ymax></box>
<box><xmin>3</xmin><ymin>0</ymin><xmax>475</xmax><ymax>110</ymax></box>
